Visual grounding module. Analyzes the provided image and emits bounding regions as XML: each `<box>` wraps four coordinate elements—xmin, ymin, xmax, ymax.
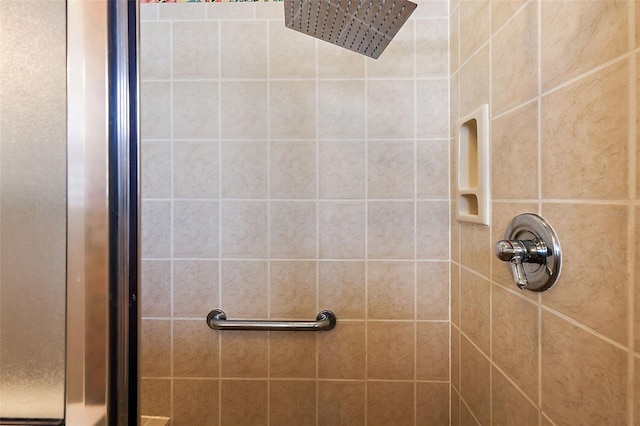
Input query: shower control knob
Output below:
<box><xmin>494</xmin><ymin>239</ymin><xmax>549</xmax><ymax>290</ymax></box>
<box><xmin>494</xmin><ymin>214</ymin><xmax>562</xmax><ymax>292</ymax></box>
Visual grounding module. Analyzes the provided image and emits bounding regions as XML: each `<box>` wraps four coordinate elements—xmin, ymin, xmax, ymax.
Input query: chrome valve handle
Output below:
<box><xmin>494</xmin><ymin>239</ymin><xmax>549</xmax><ymax>290</ymax></box>
<box><xmin>494</xmin><ymin>214</ymin><xmax>562</xmax><ymax>292</ymax></box>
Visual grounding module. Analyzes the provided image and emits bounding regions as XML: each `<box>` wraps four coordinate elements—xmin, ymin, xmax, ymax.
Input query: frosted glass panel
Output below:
<box><xmin>0</xmin><ymin>0</ymin><xmax>67</xmax><ymax>420</ymax></box>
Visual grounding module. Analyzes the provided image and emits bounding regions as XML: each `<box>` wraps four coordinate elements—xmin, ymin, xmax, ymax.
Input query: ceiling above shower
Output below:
<box><xmin>284</xmin><ymin>0</ymin><xmax>417</xmax><ymax>59</ymax></box>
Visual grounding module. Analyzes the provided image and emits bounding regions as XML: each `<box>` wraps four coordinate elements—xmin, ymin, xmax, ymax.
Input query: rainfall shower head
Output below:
<box><xmin>284</xmin><ymin>0</ymin><xmax>417</xmax><ymax>59</ymax></box>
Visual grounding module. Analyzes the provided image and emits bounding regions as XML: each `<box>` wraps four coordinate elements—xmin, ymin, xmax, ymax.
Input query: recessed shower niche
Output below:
<box><xmin>456</xmin><ymin>104</ymin><xmax>490</xmax><ymax>225</ymax></box>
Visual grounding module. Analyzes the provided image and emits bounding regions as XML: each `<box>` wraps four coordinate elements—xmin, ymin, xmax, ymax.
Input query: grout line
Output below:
<box><xmin>626</xmin><ymin>5</ymin><xmax>637</xmax><ymax>422</ymax></box>
<box><xmin>363</xmin><ymin>48</ymin><xmax>370</xmax><ymax>426</ymax></box>
<box><xmin>265</xmin><ymin>17</ymin><xmax>272</xmax><ymax>426</ymax></box>
<box><xmin>216</xmin><ymin>18</ymin><xmax>223</xmax><ymax>426</ymax></box>
<box><xmin>314</xmin><ymin>36</ymin><xmax>321</xmax><ymax>426</ymax></box>
<box><xmin>412</xmin><ymin>17</ymin><xmax>418</xmax><ymax>425</ymax></box>
<box><xmin>167</xmin><ymin>19</ymin><xmax>176</xmax><ymax>423</ymax></box>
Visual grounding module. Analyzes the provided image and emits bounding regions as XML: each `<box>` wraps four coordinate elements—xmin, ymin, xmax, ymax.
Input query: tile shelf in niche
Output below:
<box><xmin>456</xmin><ymin>104</ymin><xmax>490</xmax><ymax>225</ymax></box>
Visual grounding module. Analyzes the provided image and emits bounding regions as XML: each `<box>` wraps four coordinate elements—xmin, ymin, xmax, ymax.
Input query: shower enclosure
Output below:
<box><xmin>0</xmin><ymin>1</ymin><xmax>139</xmax><ymax>424</ymax></box>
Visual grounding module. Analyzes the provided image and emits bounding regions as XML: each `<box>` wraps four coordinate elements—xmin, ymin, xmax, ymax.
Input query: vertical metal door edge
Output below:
<box><xmin>108</xmin><ymin>1</ymin><xmax>140</xmax><ymax>425</ymax></box>
<box><xmin>66</xmin><ymin>0</ymin><xmax>110</xmax><ymax>424</ymax></box>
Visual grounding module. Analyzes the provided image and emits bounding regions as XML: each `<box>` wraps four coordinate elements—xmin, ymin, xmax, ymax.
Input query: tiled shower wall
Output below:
<box><xmin>450</xmin><ymin>1</ymin><xmax>640</xmax><ymax>425</ymax></box>
<box><xmin>140</xmin><ymin>1</ymin><xmax>450</xmax><ymax>425</ymax></box>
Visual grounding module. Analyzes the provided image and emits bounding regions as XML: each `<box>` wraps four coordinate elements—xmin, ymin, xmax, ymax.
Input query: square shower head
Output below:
<box><xmin>284</xmin><ymin>0</ymin><xmax>417</xmax><ymax>59</ymax></box>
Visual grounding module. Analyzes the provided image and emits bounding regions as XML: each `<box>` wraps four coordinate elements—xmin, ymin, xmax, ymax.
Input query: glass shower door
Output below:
<box><xmin>0</xmin><ymin>0</ymin><xmax>67</xmax><ymax>422</ymax></box>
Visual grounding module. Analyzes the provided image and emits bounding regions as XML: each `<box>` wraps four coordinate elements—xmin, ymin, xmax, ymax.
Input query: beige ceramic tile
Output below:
<box><xmin>492</xmin><ymin>2</ymin><xmax>537</xmax><ymax>116</ymax></box>
<box><xmin>254</xmin><ymin>1</ymin><xmax>281</xmax><ymax>19</ymax></box>
<box><xmin>459</xmin><ymin>269</ymin><xmax>490</xmax><ymax>355</ymax></box>
<box><xmin>459</xmin><ymin>45</ymin><xmax>489</xmax><ymax>119</ymax></box>
<box><xmin>319</xmin><ymin>202</ymin><xmax>366</xmax><ymax>259</ymax></box>
<box><xmin>142</xmin><ymin>201</ymin><xmax>171</xmax><ymax>258</ymax></box>
<box><xmin>459</xmin><ymin>0</ymin><xmax>490</xmax><ymax>63</ymax></box>
<box><xmin>417</xmin><ymin>201</ymin><xmax>449</xmax><ymax>259</ymax></box>
<box><xmin>459</xmin><ymin>222</ymin><xmax>490</xmax><ymax>277</ymax></box>
<box><xmin>367</xmin><ymin>382</ymin><xmax>414</xmax><ymax>426</ymax></box>
<box><xmin>159</xmin><ymin>3</ymin><xmax>205</xmax><ymax>20</ymax></box>
<box><xmin>221</xmin><ymin>201</ymin><xmax>268</xmax><ymax>259</ymax></box>
<box><xmin>460</xmin><ymin>335</ymin><xmax>490</xmax><ymax>426</ymax></box>
<box><xmin>318</xmin><ymin>80</ymin><xmax>366</xmax><ymax>139</ymax></box>
<box><xmin>140</xmin><ymin>22</ymin><xmax>170</xmax><ymax>79</ymax></box>
<box><xmin>139</xmin><ymin>4</ymin><xmax>158</xmax><ymax>21</ymax></box>
<box><xmin>451</xmin><ymin>263</ymin><xmax>460</xmax><ymax>326</ymax></box>
<box><xmin>460</xmin><ymin>401</ymin><xmax>481</xmax><ymax>426</ymax></box>
<box><xmin>173</xmin><ymin>141</ymin><xmax>218</xmax><ymax>199</ymax></box>
<box><xmin>541</xmin><ymin>0</ymin><xmax>628</xmax><ymax>91</ymax></box>
<box><xmin>141</xmin><ymin>320</ymin><xmax>171</xmax><ymax>377</ymax></box>
<box><xmin>416</xmin><ymin>139</ymin><xmax>449</xmax><ymax>199</ymax></box>
<box><xmin>220</xmin><ymin>21</ymin><xmax>267</xmax><ymax>79</ymax></box>
<box><xmin>269</xmin><ymin>381</ymin><xmax>316</xmax><ymax>426</ymax></box>
<box><xmin>541</xmin><ymin>203</ymin><xmax>628</xmax><ymax>344</ymax></box>
<box><xmin>172</xmin><ymin>81</ymin><xmax>218</xmax><ymax>139</ymax></box>
<box><xmin>367</xmin><ymin>20</ymin><xmax>415</xmax><ymax>78</ymax></box>
<box><xmin>173</xmin><ymin>379</ymin><xmax>219</xmax><ymax>426</ymax></box>
<box><xmin>367</xmin><ymin>261</ymin><xmax>415</xmax><ymax>319</ymax></box>
<box><xmin>220</xmin><ymin>140</ymin><xmax>268</xmax><ymax>199</ymax></box>
<box><xmin>141</xmin><ymin>260</ymin><xmax>171</xmax><ymax>318</ymax></box>
<box><xmin>451</xmin><ymin>325</ymin><xmax>460</xmax><ymax>390</ymax></box>
<box><xmin>541</xmin><ymin>310</ymin><xmax>627</xmax><ymax>426</ymax></box>
<box><xmin>141</xmin><ymin>82</ymin><xmax>171</xmax><ymax>139</ymax></box>
<box><xmin>416</xmin><ymin>382</ymin><xmax>449</xmax><ymax>426</ymax></box>
<box><xmin>490</xmin><ymin>201</ymin><xmax>538</xmax><ymax>299</ymax></box>
<box><xmin>416</xmin><ymin>321</ymin><xmax>449</xmax><ymax>380</ymax></box>
<box><xmin>636</xmin><ymin>215</ymin><xmax>640</xmax><ymax>348</ymax></box>
<box><xmin>414</xmin><ymin>0</ymin><xmax>449</xmax><ymax>18</ymax></box>
<box><xmin>220</xmin><ymin>261</ymin><xmax>268</xmax><ymax>319</ymax></box>
<box><xmin>451</xmin><ymin>201</ymin><xmax>460</xmax><ymax>263</ymax></box>
<box><xmin>451</xmin><ymin>387</ymin><xmax>461</xmax><ymax>426</ymax></box>
<box><xmin>417</xmin><ymin>79</ymin><xmax>450</xmax><ymax>139</ymax></box>
<box><xmin>270</xmin><ymin>201</ymin><xmax>317</xmax><ymax>258</ymax></box>
<box><xmin>491</xmin><ymin>0</ymin><xmax>527</xmax><ymax>34</ymax></box>
<box><xmin>367</xmin><ymin>322</ymin><xmax>415</xmax><ymax>380</ymax></box>
<box><xmin>318</xmin><ymin>381</ymin><xmax>365</xmax><ymax>426</ymax></box>
<box><xmin>541</xmin><ymin>60</ymin><xmax>629</xmax><ymax>200</ymax></box>
<box><xmin>491</xmin><ymin>368</ymin><xmax>538</xmax><ymax>426</ymax></box>
<box><xmin>173</xmin><ymin>319</ymin><xmax>219</xmax><ymax>377</ymax></box>
<box><xmin>318</xmin><ymin>261</ymin><xmax>366</xmax><ymax>319</ymax></box>
<box><xmin>206</xmin><ymin>1</ymin><xmax>254</xmax><ymax>19</ymax></box>
<box><xmin>269</xmin><ymin>81</ymin><xmax>316</xmax><ymax>139</ymax></box>
<box><xmin>317</xmin><ymin>42</ymin><xmax>365</xmax><ymax>79</ymax></box>
<box><xmin>269</xmin><ymin>261</ymin><xmax>317</xmax><ymax>319</ymax></box>
<box><xmin>318</xmin><ymin>141</ymin><xmax>366</xmax><ymax>199</ymax></box>
<box><xmin>416</xmin><ymin>18</ymin><xmax>449</xmax><ymax>78</ymax></box>
<box><xmin>367</xmin><ymin>201</ymin><xmax>414</xmax><ymax>259</ymax></box>
<box><xmin>269</xmin><ymin>332</ymin><xmax>316</xmax><ymax>378</ymax></box>
<box><xmin>172</xmin><ymin>21</ymin><xmax>218</xmax><ymax>79</ymax></box>
<box><xmin>492</xmin><ymin>285</ymin><xmax>538</xmax><ymax>400</ymax></box>
<box><xmin>368</xmin><ymin>140</ymin><xmax>414</xmax><ymax>199</ymax></box>
<box><xmin>450</xmin><ymin>8</ymin><xmax>460</xmax><ymax>73</ymax></box>
<box><xmin>142</xmin><ymin>141</ymin><xmax>171</xmax><ymax>199</ymax></box>
<box><xmin>491</xmin><ymin>102</ymin><xmax>538</xmax><ymax>200</ymax></box>
<box><xmin>317</xmin><ymin>321</ymin><xmax>366</xmax><ymax>379</ymax></box>
<box><xmin>269</xmin><ymin>21</ymin><xmax>316</xmax><ymax>78</ymax></box>
<box><xmin>173</xmin><ymin>260</ymin><xmax>218</xmax><ymax>318</ymax></box>
<box><xmin>220</xmin><ymin>331</ymin><xmax>268</xmax><ymax>378</ymax></box>
<box><xmin>173</xmin><ymin>201</ymin><xmax>219</xmax><ymax>258</ymax></box>
<box><xmin>635</xmin><ymin>356</ymin><xmax>640</xmax><ymax>426</ymax></box>
<box><xmin>416</xmin><ymin>261</ymin><xmax>449</xmax><ymax>320</ymax></box>
<box><xmin>220</xmin><ymin>380</ymin><xmax>268</xmax><ymax>425</ymax></box>
<box><xmin>270</xmin><ymin>140</ymin><xmax>316</xmax><ymax>199</ymax></box>
<box><xmin>220</xmin><ymin>81</ymin><xmax>268</xmax><ymax>140</ymax></box>
<box><xmin>140</xmin><ymin>379</ymin><xmax>170</xmax><ymax>418</ymax></box>
<box><xmin>367</xmin><ymin>80</ymin><xmax>415</xmax><ymax>139</ymax></box>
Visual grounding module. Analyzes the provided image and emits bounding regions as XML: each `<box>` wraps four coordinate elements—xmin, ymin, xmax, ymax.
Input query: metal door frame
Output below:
<box><xmin>66</xmin><ymin>1</ymin><xmax>139</xmax><ymax>424</ymax></box>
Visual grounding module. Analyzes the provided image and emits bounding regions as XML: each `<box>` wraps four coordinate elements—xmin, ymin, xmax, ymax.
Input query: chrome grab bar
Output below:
<box><xmin>206</xmin><ymin>309</ymin><xmax>337</xmax><ymax>331</ymax></box>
